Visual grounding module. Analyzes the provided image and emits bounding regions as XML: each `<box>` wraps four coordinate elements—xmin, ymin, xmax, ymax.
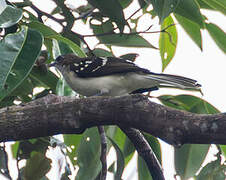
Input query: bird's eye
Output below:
<box><xmin>55</xmin><ymin>55</ymin><xmax>64</xmax><ymax>63</ymax></box>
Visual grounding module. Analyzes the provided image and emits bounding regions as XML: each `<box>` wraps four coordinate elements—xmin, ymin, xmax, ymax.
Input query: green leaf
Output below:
<box><xmin>205</xmin><ymin>23</ymin><xmax>226</xmax><ymax>53</ymax></box>
<box><xmin>16</xmin><ymin>138</ymin><xmax>50</xmax><ymax>160</ymax></box>
<box><xmin>56</xmin><ymin>78</ymin><xmax>76</xmax><ymax>96</ymax></box>
<box><xmin>108</xmin><ymin>137</ymin><xmax>125</xmax><ymax>180</ymax></box>
<box><xmin>47</xmin><ymin>35</ymin><xmax>86</xmax><ymax>57</ymax></box>
<box><xmin>24</xmin><ymin>152</ymin><xmax>51</xmax><ymax>180</ymax></box>
<box><xmin>122</xmin><ymin>137</ymin><xmax>135</xmax><ymax>165</ymax></box>
<box><xmin>113</xmin><ymin>127</ymin><xmax>135</xmax><ymax>165</ymax></box>
<box><xmin>113</xmin><ymin>128</ymin><xmax>127</xmax><ymax>150</ymax></box>
<box><xmin>145</xmin><ymin>0</ymin><xmax>179</xmax><ymax>23</ymax></box>
<box><xmin>138</xmin><ymin>0</ymin><xmax>148</xmax><ymax>8</ymax></box>
<box><xmin>175</xmin><ymin>144</ymin><xmax>210</xmax><ymax>179</ymax></box>
<box><xmin>0</xmin><ymin>96</ymin><xmax>15</xmax><ymax>108</ymax></box>
<box><xmin>27</xmin><ymin>21</ymin><xmax>58</xmax><ymax>37</ymax></box>
<box><xmin>101</xmin><ymin>33</ymin><xmax>157</xmax><ymax>48</ymax></box>
<box><xmin>174</xmin><ymin>14</ymin><xmax>202</xmax><ymax>50</ymax></box>
<box><xmin>26</xmin><ymin>21</ymin><xmax>58</xmax><ymax>59</ymax></box>
<box><xmin>13</xmin><ymin>78</ymin><xmax>33</xmax><ymax>96</ymax></box>
<box><xmin>138</xmin><ymin>156</ymin><xmax>153</xmax><ymax>180</ymax></box>
<box><xmin>0</xmin><ymin>26</ymin><xmax>43</xmax><ymax>101</ymax></box>
<box><xmin>120</xmin><ymin>53</ymin><xmax>139</xmax><ymax>62</ymax></box>
<box><xmin>52</xmin><ymin>40</ymin><xmax>74</xmax><ymax>59</ymax></box>
<box><xmin>0</xmin><ymin>27</ymin><xmax>26</xmax><ymax>90</ymax></box>
<box><xmin>108</xmin><ymin>162</ymin><xmax>115</xmax><ymax>173</ymax></box>
<box><xmin>88</xmin><ymin>0</ymin><xmax>127</xmax><ymax>32</ymax></box>
<box><xmin>11</xmin><ymin>142</ymin><xmax>19</xmax><ymax>158</ymax></box>
<box><xmin>91</xmin><ymin>23</ymin><xmax>157</xmax><ymax>48</ymax></box>
<box><xmin>196</xmin><ymin>0</ymin><xmax>216</xmax><ymax>10</ymax></box>
<box><xmin>143</xmin><ymin>134</ymin><xmax>162</xmax><ymax>163</ymax></box>
<box><xmin>63</xmin><ymin>134</ymin><xmax>83</xmax><ymax>165</ymax></box>
<box><xmin>29</xmin><ymin>66</ymin><xmax>59</xmax><ymax>93</ymax></box>
<box><xmin>0</xmin><ymin>4</ymin><xmax>23</xmax><ymax>28</ymax></box>
<box><xmin>158</xmin><ymin>94</ymin><xmax>220</xmax><ymax>114</ymax></box>
<box><xmin>76</xmin><ymin>128</ymin><xmax>101</xmax><ymax>180</ymax></box>
<box><xmin>93</xmin><ymin>48</ymin><xmax>114</xmax><ymax>57</ymax></box>
<box><xmin>159</xmin><ymin>16</ymin><xmax>177</xmax><ymax>71</ymax></box>
<box><xmin>27</xmin><ymin>22</ymin><xmax>86</xmax><ymax>60</ymax></box>
<box><xmin>201</xmin><ymin>0</ymin><xmax>226</xmax><ymax>15</ymax></box>
<box><xmin>119</xmin><ymin>0</ymin><xmax>133</xmax><ymax>8</ymax></box>
<box><xmin>174</xmin><ymin>0</ymin><xmax>204</xmax><ymax>28</ymax></box>
<box><xmin>220</xmin><ymin>145</ymin><xmax>226</xmax><ymax>158</ymax></box>
<box><xmin>196</xmin><ymin>158</ymin><xmax>226</xmax><ymax>180</ymax></box>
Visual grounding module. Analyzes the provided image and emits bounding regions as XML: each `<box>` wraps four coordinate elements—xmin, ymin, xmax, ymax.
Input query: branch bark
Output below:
<box><xmin>97</xmin><ymin>126</ymin><xmax>107</xmax><ymax>180</ymax></box>
<box><xmin>0</xmin><ymin>94</ymin><xmax>225</xmax><ymax>145</ymax></box>
<box><xmin>120</xmin><ymin>127</ymin><xmax>164</xmax><ymax>180</ymax></box>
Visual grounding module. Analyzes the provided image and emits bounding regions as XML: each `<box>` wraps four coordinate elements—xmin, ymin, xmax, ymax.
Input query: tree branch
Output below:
<box><xmin>30</xmin><ymin>4</ymin><xmax>64</xmax><ymax>25</ymax></box>
<box><xmin>0</xmin><ymin>94</ymin><xmax>225</xmax><ymax>145</ymax></box>
<box><xmin>82</xmin><ymin>24</ymin><xmax>175</xmax><ymax>37</ymax></box>
<box><xmin>120</xmin><ymin>127</ymin><xmax>164</xmax><ymax>180</ymax></box>
<box><xmin>97</xmin><ymin>126</ymin><xmax>107</xmax><ymax>180</ymax></box>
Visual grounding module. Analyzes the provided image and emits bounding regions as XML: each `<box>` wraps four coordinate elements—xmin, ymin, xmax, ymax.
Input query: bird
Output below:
<box><xmin>49</xmin><ymin>54</ymin><xmax>201</xmax><ymax>97</ymax></box>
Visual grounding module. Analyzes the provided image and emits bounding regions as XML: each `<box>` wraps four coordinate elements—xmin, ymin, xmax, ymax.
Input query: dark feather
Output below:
<box><xmin>70</xmin><ymin>56</ymin><xmax>150</xmax><ymax>77</ymax></box>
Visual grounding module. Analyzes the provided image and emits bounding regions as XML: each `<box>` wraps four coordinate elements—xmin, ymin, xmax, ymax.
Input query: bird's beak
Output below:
<box><xmin>48</xmin><ymin>62</ymin><xmax>57</xmax><ymax>67</ymax></box>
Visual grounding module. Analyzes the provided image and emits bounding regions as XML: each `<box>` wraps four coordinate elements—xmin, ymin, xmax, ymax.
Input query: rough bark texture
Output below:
<box><xmin>0</xmin><ymin>94</ymin><xmax>225</xmax><ymax>145</ymax></box>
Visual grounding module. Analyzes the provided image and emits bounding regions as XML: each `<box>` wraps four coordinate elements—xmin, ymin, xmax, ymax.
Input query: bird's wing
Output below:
<box><xmin>70</xmin><ymin>56</ymin><xmax>150</xmax><ymax>77</ymax></box>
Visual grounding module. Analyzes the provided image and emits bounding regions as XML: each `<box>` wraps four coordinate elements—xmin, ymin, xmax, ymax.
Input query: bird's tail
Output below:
<box><xmin>145</xmin><ymin>73</ymin><xmax>201</xmax><ymax>90</ymax></box>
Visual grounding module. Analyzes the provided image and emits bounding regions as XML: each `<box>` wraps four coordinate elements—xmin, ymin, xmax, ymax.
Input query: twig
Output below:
<box><xmin>74</xmin><ymin>7</ymin><xmax>96</xmax><ymax>20</ymax></box>
<box><xmin>0</xmin><ymin>143</ymin><xmax>12</xmax><ymax>180</ymax></box>
<box><xmin>120</xmin><ymin>127</ymin><xmax>165</xmax><ymax>180</ymax></box>
<box><xmin>52</xmin><ymin>0</ymin><xmax>94</xmax><ymax>55</ymax></box>
<box><xmin>97</xmin><ymin>126</ymin><xmax>107</xmax><ymax>180</ymax></box>
<box><xmin>30</xmin><ymin>2</ymin><xmax>94</xmax><ymax>55</ymax></box>
<box><xmin>69</xmin><ymin>30</ymin><xmax>95</xmax><ymax>56</ymax></box>
<box><xmin>30</xmin><ymin>4</ymin><xmax>64</xmax><ymax>25</ymax></box>
<box><xmin>52</xmin><ymin>0</ymin><xmax>74</xmax><ymax>30</ymax></box>
<box><xmin>126</xmin><ymin>8</ymin><xmax>142</xmax><ymax>21</ymax></box>
<box><xmin>83</xmin><ymin>23</ymin><xmax>176</xmax><ymax>37</ymax></box>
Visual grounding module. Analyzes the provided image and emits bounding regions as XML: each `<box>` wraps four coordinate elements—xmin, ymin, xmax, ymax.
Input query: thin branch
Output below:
<box><xmin>83</xmin><ymin>23</ymin><xmax>176</xmax><ymax>37</ymax></box>
<box><xmin>30</xmin><ymin>2</ymin><xmax>94</xmax><ymax>55</ymax></box>
<box><xmin>126</xmin><ymin>8</ymin><xmax>142</xmax><ymax>21</ymax></box>
<box><xmin>74</xmin><ymin>7</ymin><xmax>96</xmax><ymax>20</ymax></box>
<box><xmin>52</xmin><ymin>0</ymin><xmax>75</xmax><ymax>30</ymax></box>
<box><xmin>97</xmin><ymin>126</ymin><xmax>107</xmax><ymax>180</ymax></box>
<box><xmin>69</xmin><ymin>30</ymin><xmax>95</xmax><ymax>56</ymax></box>
<box><xmin>16</xmin><ymin>145</ymin><xmax>21</xmax><ymax>180</ymax></box>
<box><xmin>0</xmin><ymin>143</ymin><xmax>12</xmax><ymax>180</ymax></box>
<box><xmin>30</xmin><ymin>4</ymin><xmax>64</xmax><ymax>25</ymax></box>
<box><xmin>120</xmin><ymin>127</ymin><xmax>165</xmax><ymax>180</ymax></box>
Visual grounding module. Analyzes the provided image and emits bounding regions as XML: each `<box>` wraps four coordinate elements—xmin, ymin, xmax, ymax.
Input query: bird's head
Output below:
<box><xmin>49</xmin><ymin>54</ymin><xmax>81</xmax><ymax>69</ymax></box>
